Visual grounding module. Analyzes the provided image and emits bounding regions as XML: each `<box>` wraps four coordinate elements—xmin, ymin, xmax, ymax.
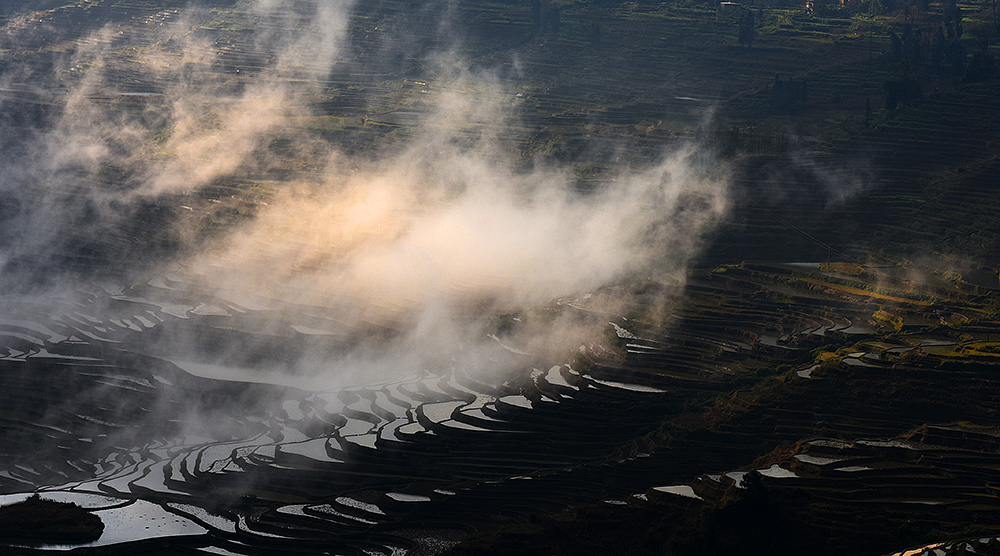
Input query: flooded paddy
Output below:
<box><xmin>0</xmin><ymin>494</ymin><xmax>206</xmax><ymax>550</ymax></box>
<box><xmin>2</xmin><ymin>259</ymin><xmax>1000</xmax><ymax>555</ymax></box>
<box><xmin>0</xmin><ymin>273</ymin><xmax>706</xmax><ymax>554</ymax></box>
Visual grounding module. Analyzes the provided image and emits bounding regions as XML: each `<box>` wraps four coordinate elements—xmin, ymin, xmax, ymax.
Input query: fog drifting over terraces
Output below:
<box><xmin>0</xmin><ymin>0</ymin><xmax>729</xmax><ymax>387</ymax></box>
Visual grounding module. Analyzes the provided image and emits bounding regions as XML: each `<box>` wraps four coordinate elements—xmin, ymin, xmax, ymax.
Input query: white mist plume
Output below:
<box><xmin>176</xmin><ymin>74</ymin><xmax>728</xmax><ymax>384</ymax></box>
<box><xmin>0</xmin><ymin>0</ymin><xmax>729</xmax><ymax>386</ymax></box>
<box><xmin>139</xmin><ymin>0</ymin><xmax>357</xmax><ymax>196</ymax></box>
<box><xmin>196</xmin><ymin>127</ymin><xmax>726</xmax><ymax>312</ymax></box>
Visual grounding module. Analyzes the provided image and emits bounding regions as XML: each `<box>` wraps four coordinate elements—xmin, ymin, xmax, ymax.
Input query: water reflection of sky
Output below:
<box><xmin>0</xmin><ymin>493</ymin><xmax>207</xmax><ymax>550</ymax></box>
<box><xmin>85</xmin><ymin>500</ymin><xmax>207</xmax><ymax>546</ymax></box>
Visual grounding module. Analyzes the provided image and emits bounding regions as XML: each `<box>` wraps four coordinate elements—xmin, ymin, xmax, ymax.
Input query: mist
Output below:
<box><xmin>0</xmin><ymin>0</ymin><xmax>729</xmax><ymax>389</ymax></box>
<box><xmin>7</xmin><ymin>4</ymin><xmax>996</xmax><ymax>555</ymax></box>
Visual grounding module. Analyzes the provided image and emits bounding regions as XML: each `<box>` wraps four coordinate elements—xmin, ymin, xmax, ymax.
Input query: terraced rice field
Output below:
<box><xmin>0</xmin><ymin>276</ymin><xmax>693</xmax><ymax>554</ymax></box>
<box><xmin>3</xmin><ymin>0</ymin><xmax>1000</xmax><ymax>554</ymax></box>
<box><xmin>2</xmin><ymin>259</ymin><xmax>998</xmax><ymax>554</ymax></box>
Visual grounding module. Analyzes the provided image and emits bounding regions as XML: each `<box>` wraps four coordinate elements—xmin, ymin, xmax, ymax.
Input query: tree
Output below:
<box><xmin>930</xmin><ymin>27</ymin><xmax>946</xmax><ymax>69</ymax></box>
<box><xmin>532</xmin><ymin>0</ymin><xmax>560</xmax><ymax>37</ymax></box>
<box><xmin>586</xmin><ymin>20</ymin><xmax>602</xmax><ymax>45</ymax></box>
<box><xmin>738</xmin><ymin>9</ymin><xmax>756</xmax><ymax>48</ymax></box>
<box><xmin>994</xmin><ymin>0</ymin><xmax>999</xmax><ymax>36</ymax></box>
<box><xmin>943</xmin><ymin>0</ymin><xmax>963</xmax><ymax>40</ymax></box>
<box><xmin>890</xmin><ymin>31</ymin><xmax>903</xmax><ymax>61</ymax></box>
<box><xmin>883</xmin><ymin>80</ymin><xmax>899</xmax><ymax>112</ymax></box>
<box><xmin>963</xmin><ymin>49</ymin><xmax>999</xmax><ymax>83</ymax></box>
<box><xmin>945</xmin><ymin>37</ymin><xmax>967</xmax><ymax>68</ymax></box>
<box><xmin>901</xmin><ymin>26</ymin><xmax>919</xmax><ymax>62</ymax></box>
<box><xmin>770</xmin><ymin>75</ymin><xmax>809</xmax><ymax>111</ymax></box>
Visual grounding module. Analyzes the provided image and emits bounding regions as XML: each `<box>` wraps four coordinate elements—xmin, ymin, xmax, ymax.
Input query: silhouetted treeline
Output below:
<box><xmin>531</xmin><ymin>0</ymin><xmax>561</xmax><ymax>36</ymax></box>
<box><xmin>964</xmin><ymin>49</ymin><xmax>998</xmax><ymax>83</ymax></box>
<box><xmin>770</xmin><ymin>75</ymin><xmax>808</xmax><ymax>112</ymax></box>
<box><xmin>888</xmin><ymin>26</ymin><xmax>965</xmax><ymax>75</ymax></box>
<box><xmin>882</xmin><ymin>75</ymin><xmax>921</xmax><ymax>112</ymax></box>
<box><xmin>699</xmin><ymin>125</ymin><xmax>792</xmax><ymax>156</ymax></box>
<box><xmin>738</xmin><ymin>9</ymin><xmax>756</xmax><ymax>48</ymax></box>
